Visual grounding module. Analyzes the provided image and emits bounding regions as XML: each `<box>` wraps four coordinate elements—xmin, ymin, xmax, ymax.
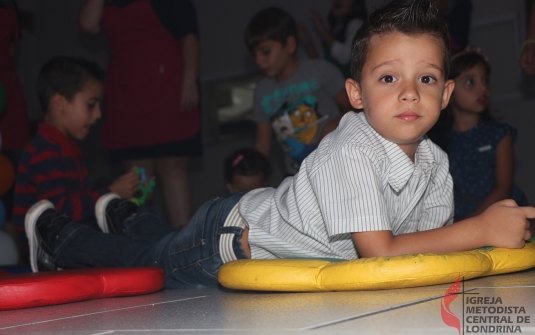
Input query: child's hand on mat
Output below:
<box><xmin>109</xmin><ymin>167</ymin><xmax>141</xmax><ymax>199</ymax></box>
<box><xmin>477</xmin><ymin>199</ymin><xmax>534</xmax><ymax>249</ymax></box>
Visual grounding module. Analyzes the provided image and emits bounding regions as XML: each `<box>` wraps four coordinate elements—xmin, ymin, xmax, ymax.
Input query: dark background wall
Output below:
<box><xmin>12</xmin><ymin>0</ymin><xmax>535</xmax><ymax>214</ymax></box>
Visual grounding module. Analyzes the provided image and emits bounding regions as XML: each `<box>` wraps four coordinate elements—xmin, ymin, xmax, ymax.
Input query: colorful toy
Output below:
<box><xmin>0</xmin><ymin>153</ymin><xmax>14</xmax><ymax>196</ymax></box>
<box><xmin>219</xmin><ymin>239</ymin><xmax>535</xmax><ymax>292</ymax></box>
<box><xmin>131</xmin><ymin>167</ymin><xmax>155</xmax><ymax>205</ymax></box>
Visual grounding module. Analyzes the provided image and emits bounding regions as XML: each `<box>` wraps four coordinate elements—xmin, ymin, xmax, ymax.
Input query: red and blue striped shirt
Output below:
<box><xmin>13</xmin><ymin>123</ymin><xmax>109</xmax><ymax>236</ymax></box>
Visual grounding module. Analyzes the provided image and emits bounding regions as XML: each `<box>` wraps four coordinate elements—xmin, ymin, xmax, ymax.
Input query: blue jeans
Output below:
<box><xmin>54</xmin><ymin>193</ymin><xmax>247</xmax><ymax>288</ymax></box>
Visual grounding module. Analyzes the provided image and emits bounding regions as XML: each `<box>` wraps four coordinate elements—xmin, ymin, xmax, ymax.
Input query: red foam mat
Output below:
<box><xmin>0</xmin><ymin>267</ymin><xmax>165</xmax><ymax>310</ymax></box>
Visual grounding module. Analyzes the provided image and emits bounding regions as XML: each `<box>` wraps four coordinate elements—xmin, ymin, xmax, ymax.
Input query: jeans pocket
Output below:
<box><xmin>166</xmin><ymin>254</ymin><xmax>222</xmax><ymax>288</ymax></box>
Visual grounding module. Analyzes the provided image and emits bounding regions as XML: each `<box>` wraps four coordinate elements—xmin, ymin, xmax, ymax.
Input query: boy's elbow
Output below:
<box><xmin>358</xmin><ymin>248</ymin><xmax>393</xmax><ymax>259</ymax></box>
<box><xmin>353</xmin><ymin>231</ymin><xmax>397</xmax><ymax>259</ymax></box>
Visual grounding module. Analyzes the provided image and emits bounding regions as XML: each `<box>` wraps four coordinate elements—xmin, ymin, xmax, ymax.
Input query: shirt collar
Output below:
<box><xmin>38</xmin><ymin>123</ymin><xmax>82</xmax><ymax>160</ymax></box>
<box><xmin>359</xmin><ymin>115</ymin><xmax>436</xmax><ymax>192</ymax></box>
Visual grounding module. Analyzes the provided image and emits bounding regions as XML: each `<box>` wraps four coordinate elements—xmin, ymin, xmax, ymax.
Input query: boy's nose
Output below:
<box><xmin>399</xmin><ymin>81</ymin><xmax>420</xmax><ymax>102</ymax></box>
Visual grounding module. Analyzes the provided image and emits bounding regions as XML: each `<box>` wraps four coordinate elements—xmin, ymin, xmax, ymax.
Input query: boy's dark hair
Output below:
<box><xmin>224</xmin><ymin>148</ymin><xmax>272</xmax><ymax>183</ymax></box>
<box><xmin>37</xmin><ymin>56</ymin><xmax>105</xmax><ymax>112</ymax></box>
<box><xmin>244</xmin><ymin>7</ymin><xmax>297</xmax><ymax>51</ymax></box>
<box><xmin>350</xmin><ymin>0</ymin><xmax>450</xmax><ymax>82</ymax></box>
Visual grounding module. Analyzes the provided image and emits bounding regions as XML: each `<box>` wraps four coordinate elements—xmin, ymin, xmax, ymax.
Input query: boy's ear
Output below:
<box><xmin>49</xmin><ymin>93</ymin><xmax>67</xmax><ymax>114</ymax></box>
<box><xmin>345</xmin><ymin>78</ymin><xmax>364</xmax><ymax>110</ymax></box>
<box><xmin>441</xmin><ymin>79</ymin><xmax>455</xmax><ymax>110</ymax></box>
<box><xmin>285</xmin><ymin>36</ymin><xmax>297</xmax><ymax>54</ymax></box>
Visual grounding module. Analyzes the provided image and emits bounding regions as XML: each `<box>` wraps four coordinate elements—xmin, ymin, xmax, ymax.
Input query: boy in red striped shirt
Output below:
<box><xmin>13</xmin><ymin>56</ymin><xmax>140</xmax><ymax>255</ymax></box>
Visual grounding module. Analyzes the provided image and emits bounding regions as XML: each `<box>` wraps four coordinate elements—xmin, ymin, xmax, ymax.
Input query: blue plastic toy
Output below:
<box><xmin>131</xmin><ymin>167</ymin><xmax>155</xmax><ymax>206</ymax></box>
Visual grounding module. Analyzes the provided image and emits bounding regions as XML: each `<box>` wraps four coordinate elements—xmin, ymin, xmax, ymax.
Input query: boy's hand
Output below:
<box><xmin>109</xmin><ymin>167</ymin><xmax>141</xmax><ymax>199</ymax></box>
<box><xmin>477</xmin><ymin>200</ymin><xmax>534</xmax><ymax>249</ymax></box>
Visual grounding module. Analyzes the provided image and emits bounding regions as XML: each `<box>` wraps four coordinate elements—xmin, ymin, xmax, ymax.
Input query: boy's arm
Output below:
<box><xmin>255</xmin><ymin>122</ymin><xmax>272</xmax><ymax>159</ymax></box>
<box><xmin>180</xmin><ymin>33</ymin><xmax>199</xmax><ymax>112</ymax></box>
<box><xmin>464</xmin><ymin>133</ymin><xmax>514</xmax><ymax>219</ymax></box>
<box><xmin>352</xmin><ymin>200</ymin><xmax>533</xmax><ymax>258</ymax></box>
<box><xmin>29</xmin><ymin>151</ymin><xmax>106</xmax><ymax>222</ymax></box>
<box><xmin>352</xmin><ymin>145</ymin><xmax>531</xmax><ymax>258</ymax></box>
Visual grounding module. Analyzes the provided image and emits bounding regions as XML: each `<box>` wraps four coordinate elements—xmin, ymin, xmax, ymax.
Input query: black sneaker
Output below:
<box><xmin>25</xmin><ymin>200</ymin><xmax>69</xmax><ymax>272</ymax></box>
<box><xmin>95</xmin><ymin>193</ymin><xmax>138</xmax><ymax>235</ymax></box>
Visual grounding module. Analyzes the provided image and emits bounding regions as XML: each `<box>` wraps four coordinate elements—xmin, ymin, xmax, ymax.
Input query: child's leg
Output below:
<box><xmin>54</xmin><ymin>221</ymin><xmax>172</xmax><ymax>269</ymax></box>
<box><xmin>125</xmin><ymin>206</ymin><xmax>176</xmax><ymax>243</ymax></box>
<box><xmin>153</xmin><ymin>192</ymin><xmax>248</xmax><ymax>288</ymax></box>
<box><xmin>55</xmin><ymin>193</ymin><xmax>247</xmax><ymax>288</ymax></box>
<box><xmin>155</xmin><ymin>156</ymin><xmax>192</xmax><ymax>229</ymax></box>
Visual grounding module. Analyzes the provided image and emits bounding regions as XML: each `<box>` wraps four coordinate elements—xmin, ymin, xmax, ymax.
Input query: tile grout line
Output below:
<box><xmin>300</xmin><ymin>288</ymin><xmax>478</xmax><ymax>330</ymax></box>
<box><xmin>90</xmin><ymin>329</ymin><xmax>304</xmax><ymax>334</ymax></box>
<box><xmin>0</xmin><ymin>296</ymin><xmax>208</xmax><ymax>331</ymax></box>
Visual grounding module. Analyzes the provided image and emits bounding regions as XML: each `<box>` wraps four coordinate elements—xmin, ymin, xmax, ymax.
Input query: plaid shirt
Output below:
<box><xmin>13</xmin><ymin>123</ymin><xmax>109</xmax><ymax>236</ymax></box>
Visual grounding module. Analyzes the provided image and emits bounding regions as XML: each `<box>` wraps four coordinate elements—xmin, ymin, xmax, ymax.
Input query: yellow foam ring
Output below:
<box><xmin>218</xmin><ymin>239</ymin><xmax>535</xmax><ymax>292</ymax></box>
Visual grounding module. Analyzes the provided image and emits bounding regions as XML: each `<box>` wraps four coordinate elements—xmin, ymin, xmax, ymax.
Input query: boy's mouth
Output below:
<box><xmin>395</xmin><ymin>111</ymin><xmax>420</xmax><ymax>122</ymax></box>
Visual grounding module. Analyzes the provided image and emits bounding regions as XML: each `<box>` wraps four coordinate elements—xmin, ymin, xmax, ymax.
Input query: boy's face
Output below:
<box><xmin>252</xmin><ymin>37</ymin><xmax>297</xmax><ymax>81</ymax></box>
<box><xmin>56</xmin><ymin>79</ymin><xmax>103</xmax><ymax>140</ymax></box>
<box><xmin>346</xmin><ymin>32</ymin><xmax>454</xmax><ymax>158</ymax></box>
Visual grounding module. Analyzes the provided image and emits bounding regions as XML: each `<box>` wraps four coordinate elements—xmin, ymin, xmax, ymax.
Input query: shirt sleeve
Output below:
<box><xmin>28</xmin><ymin>149</ymin><xmax>103</xmax><ymax>222</ymax></box>
<box><xmin>315</xmin><ymin>60</ymin><xmax>346</xmax><ymax>98</ymax></box>
<box><xmin>417</xmin><ymin>148</ymin><xmax>454</xmax><ymax>230</ymax></box>
<box><xmin>329</xmin><ymin>19</ymin><xmax>363</xmax><ymax>65</ymax></box>
<box><xmin>501</xmin><ymin>123</ymin><xmax>517</xmax><ymax>144</ymax></box>
<box><xmin>151</xmin><ymin>0</ymin><xmax>199</xmax><ymax>41</ymax></box>
<box><xmin>311</xmin><ymin>144</ymin><xmax>391</xmax><ymax>236</ymax></box>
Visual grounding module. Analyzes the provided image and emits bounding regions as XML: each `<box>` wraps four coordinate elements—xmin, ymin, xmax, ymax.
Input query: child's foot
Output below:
<box><xmin>25</xmin><ymin>200</ymin><xmax>69</xmax><ymax>272</ymax></box>
<box><xmin>96</xmin><ymin>193</ymin><xmax>138</xmax><ymax>235</ymax></box>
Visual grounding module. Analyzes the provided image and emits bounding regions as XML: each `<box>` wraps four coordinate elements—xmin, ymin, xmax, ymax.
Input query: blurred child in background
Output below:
<box><xmin>299</xmin><ymin>0</ymin><xmax>367</xmax><ymax>78</ymax></box>
<box><xmin>428</xmin><ymin>49</ymin><xmax>528</xmax><ymax>221</ymax></box>
<box><xmin>13</xmin><ymin>57</ymin><xmax>140</xmax><ymax>261</ymax></box>
<box><xmin>224</xmin><ymin>147</ymin><xmax>272</xmax><ymax>193</ymax></box>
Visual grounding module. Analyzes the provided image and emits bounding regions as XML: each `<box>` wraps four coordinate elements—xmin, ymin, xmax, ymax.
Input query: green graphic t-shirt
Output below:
<box><xmin>253</xmin><ymin>59</ymin><xmax>345</xmax><ymax>175</ymax></box>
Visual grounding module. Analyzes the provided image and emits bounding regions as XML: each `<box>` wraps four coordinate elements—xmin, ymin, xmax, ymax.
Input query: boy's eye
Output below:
<box><xmin>419</xmin><ymin>76</ymin><xmax>436</xmax><ymax>84</ymax></box>
<box><xmin>380</xmin><ymin>75</ymin><xmax>397</xmax><ymax>83</ymax></box>
<box><xmin>465</xmin><ymin>79</ymin><xmax>473</xmax><ymax>85</ymax></box>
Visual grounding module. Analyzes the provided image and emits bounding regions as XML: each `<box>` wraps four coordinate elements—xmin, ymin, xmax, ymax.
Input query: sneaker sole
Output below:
<box><xmin>95</xmin><ymin>193</ymin><xmax>121</xmax><ymax>233</ymax></box>
<box><xmin>25</xmin><ymin>200</ymin><xmax>54</xmax><ymax>273</ymax></box>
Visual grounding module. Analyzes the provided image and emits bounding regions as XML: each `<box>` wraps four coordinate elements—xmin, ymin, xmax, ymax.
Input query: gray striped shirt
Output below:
<box><xmin>239</xmin><ymin>112</ymin><xmax>454</xmax><ymax>260</ymax></box>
